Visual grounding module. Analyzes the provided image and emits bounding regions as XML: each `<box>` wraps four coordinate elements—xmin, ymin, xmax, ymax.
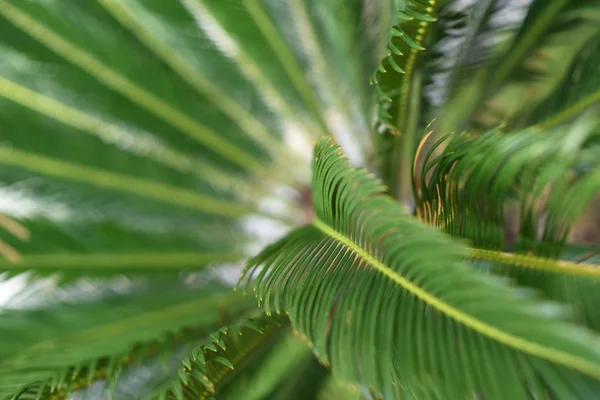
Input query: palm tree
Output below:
<box><xmin>0</xmin><ymin>0</ymin><xmax>599</xmax><ymax>398</ymax></box>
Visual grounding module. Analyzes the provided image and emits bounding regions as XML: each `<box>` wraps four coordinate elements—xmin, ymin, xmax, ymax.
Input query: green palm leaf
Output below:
<box><xmin>82</xmin><ymin>316</ymin><xmax>329</xmax><ymax>400</ymax></box>
<box><xmin>1</xmin><ymin>0</ymin><xmax>599</xmax><ymax>398</ymax></box>
<box><xmin>419</xmin><ymin>117</ymin><xmax>600</xmax><ymax>255</ymax></box>
<box><xmin>0</xmin><ymin>0</ymin><xmax>395</xmax><ymax>277</ymax></box>
<box><xmin>375</xmin><ymin>0</ymin><xmax>438</xmax><ymax>199</ymax></box>
<box><xmin>161</xmin><ymin>315</ymin><xmax>285</xmax><ymax>399</ymax></box>
<box><xmin>526</xmin><ymin>31</ymin><xmax>600</xmax><ymax>130</ymax></box>
<box><xmin>0</xmin><ymin>0</ymin><xmax>400</xmax><ymax>397</ymax></box>
<box><xmin>486</xmin><ymin>0</ymin><xmax>594</xmax><ymax>95</ymax></box>
<box><xmin>218</xmin><ymin>331</ymin><xmax>325</xmax><ymax>400</ymax></box>
<box><xmin>430</xmin><ymin>0</ymin><xmax>597</xmax><ymax>134</ymax></box>
<box><xmin>243</xmin><ymin>137</ymin><xmax>600</xmax><ymax>398</ymax></box>
<box><xmin>418</xmin><ymin>117</ymin><xmax>600</xmax><ymax>330</ymax></box>
<box><xmin>65</xmin><ymin>344</ymin><xmax>198</xmax><ymax>400</ymax></box>
<box><xmin>0</xmin><ymin>275</ymin><xmax>254</xmax><ymax>398</ymax></box>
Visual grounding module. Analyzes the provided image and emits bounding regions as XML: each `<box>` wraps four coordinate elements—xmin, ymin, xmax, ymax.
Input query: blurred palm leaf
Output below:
<box><xmin>374</xmin><ymin>0</ymin><xmax>437</xmax><ymax>199</ymax></box>
<box><xmin>426</xmin><ymin>0</ymin><xmax>531</xmax><ymax>111</ymax></box>
<box><xmin>0</xmin><ymin>0</ymin><xmax>396</xmax><ymax>277</ymax></box>
<box><xmin>0</xmin><ymin>274</ymin><xmax>254</xmax><ymax>398</ymax></box>
<box><xmin>70</xmin><ymin>343</ymin><xmax>198</xmax><ymax>400</ymax></box>
<box><xmin>243</xmin><ymin>138</ymin><xmax>600</xmax><ymax>399</ymax></box>
<box><xmin>417</xmin><ymin>117</ymin><xmax>600</xmax><ymax>330</ymax></box>
<box><xmin>160</xmin><ymin>315</ymin><xmax>285</xmax><ymax>399</ymax></box>
<box><xmin>427</xmin><ymin>0</ymin><xmax>599</xmax><ymax>134</ymax></box>
<box><xmin>418</xmin><ymin>117</ymin><xmax>600</xmax><ymax>255</ymax></box>
<box><xmin>0</xmin><ymin>0</ymin><xmax>398</xmax><ymax>397</ymax></box>
<box><xmin>74</xmin><ymin>321</ymin><xmax>331</xmax><ymax>400</ymax></box>
<box><xmin>1</xmin><ymin>0</ymin><xmax>599</xmax><ymax>398</ymax></box>
<box><xmin>523</xmin><ymin>31</ymin><xmax>600</xmax><ymax>129</ymax></box>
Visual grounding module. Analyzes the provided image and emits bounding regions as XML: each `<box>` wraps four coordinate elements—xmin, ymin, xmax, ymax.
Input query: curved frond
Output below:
<box><xmin>56</xmin><ymin>343</ymin><xmax>198</xmax><ymax>400</ymax></box>
<box><xmin>243</xmin><ymin>137</ymin><xmax>600</xmax><ymax>398</ymax></box>
<box><xmin>159</xmin><ymin>315</ymin><xmax>285</xmax><ymax>399</ymax></box>
<box><xmin>218</xmin><ymin>333</ymin><xmax>324</xmax><ymax>400</ymax></box>
<box><xmin>425</xmin><ymin>0</ymin><xmax>530</xmax><ymax>111</ymax></box>
<box><xmin>374</xmin><ymin>0</ymin><xmax>437</xmax><ymax>196</ymax></box>
<box><xmin>419</xmin><ymin>118</ymin><xmax>600</xmax><ymax>255</ymax></box>
<box><xmin>0</xmin><ymin>276</ymin><xmax>254</xmax><ymax>399</ymax></box>
<box><xmin>467</xmin><ymin>245</ymin><xmax>600</xmax><ymax>332</ymax></box>
<box><xmin>486</xmin><ymin>0</ymin><xmax>593</xmax><ymax>93</ymax></box>
<box><xmin>418</xmin><ymin>119</ymin><xmax>600</xmax><ymax>329</ymax></box>
<box><xmin>429</xmin><ymin>0</ymin><xmax>596</xmax><ymax>134</ymax></box>
<box><xmin>0</xmin><ymin>0</ymin><xmax>396</xmax><ymax>276</ymax></box>
<box><xmin>527</xmin><ymin>31</ymin><xmax>600</xmax><ymax>130</ymax></box>
<box><xmin>376</xmin><ymin>0</ymin><xmax>436</xmax><ymax>131</ymax></box>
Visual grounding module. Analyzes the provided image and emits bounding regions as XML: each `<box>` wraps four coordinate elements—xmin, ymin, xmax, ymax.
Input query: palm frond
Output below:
<box><xmin>486</xmin><ymin>0</ymin><xmax>594</xmax><ymax>93</ymax></box>
<box><xmin>0</xmin><ymin>0</ymin><xmax>397</xmax><ymax>277</ymax></box>
<box><xmin>0</xmin><ymin>276</ymin><xmax>254</xmax><ymax>399</ymax></box>
<box><xmin>242</xmin><ymin>137</ymin><xmax>600</xmax><ymax>398</ymax></box>
<box><xmin>376</xmin><ymin>0</ymin><xmax>436</xmax><ymax>131</ymax></box>
<box><xmin>429</xmin><ymin>0</ymin><xmax>597</xmax><ymax>134</ymax></box>
<box><xmin>374</xmin><ymin>0</ymin><xmax>437</xmax><ymax>197</ymax></box>
<box><xmin>159</xmin><ymin>315</ymin><xmax>285</xmax><ymax>399</ymax></box>
<box><xmin>425</xmin><ymin>0</ymin><xmax>531</xmax><ymax>111</ymax></box>
<box><xmin>470</xmin><ymin>0</ymin><xmax>598</xmax><ymax>132</ymax></box>
<box><xmin>418</xmin><ymin>117</ymin><xmax>600</xmax><ymax>255</ymax></box>
<box><xmin>72</xmin><ymin>317</ymin><xmax>309</xmax><ymax>400</ymax></box>
<box><xmin>417</xmin><ymin>118</ymin><xmax>600</xmax><ymax>329</ymax></box>
<box><xmin>524</xmin><ymin>31</ymin><xmax>600</xmax><ymax>130</ymax></box>
<box><xmin>62</xmin><ymin>343</ymin><xmax>198</xmax><ymax>400</ymax></box>
<box><xmin>218</xmin><ymin>333</ymin><xmax>324</xmax><ymax>400</ymax></box>
<box><xmin>468</xmin><ymin>245</ymin><xmax>600</xmax><ymax>331</ymax></box>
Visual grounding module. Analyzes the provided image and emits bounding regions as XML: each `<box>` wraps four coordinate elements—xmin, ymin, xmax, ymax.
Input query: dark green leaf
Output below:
<box><xmin>526</xmin><ymin>32</ymin><xmax>600</xmax><ymax>129</ymax></box>
<box><xmin>418</xmin><ymin>118</ymin><xmax>600</xmax><ymax>330</ymax></box>
<box><xmin>0</xmin><ymin>276</ymin><xmax>254</xmax><ymax>398</ymax></box>
<box><xmin>0</xmin><ymin>0</ymin><xmax>396</xmax><ymax>277</ymax></box>
<box><xmin>160</xmin><ymin>315</ymin><xmax>286</xmax><ymax>399</ymax></box>
<box><xmin>244</xmin><ymin>137</ymin><xmax>600</xmax><ymax>398</ymax></box>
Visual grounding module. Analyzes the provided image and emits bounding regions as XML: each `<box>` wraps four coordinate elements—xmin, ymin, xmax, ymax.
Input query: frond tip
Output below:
<box><xmin>160</xmin><ymin>315</ymin><xmax>285</xmax><ymax>399</ymax></box>
<box><xmin>242</xmin><ymin>137</ymin><xmax>600</xmax><ymax>399</ymax></box>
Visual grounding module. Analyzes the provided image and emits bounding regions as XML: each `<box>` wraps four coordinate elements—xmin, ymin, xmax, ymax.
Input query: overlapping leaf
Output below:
<box><xmin>425</xmin><ymin>0</ymin><xmax>531</xmax><ymax>111</ymax></box>
<box><xmin>243</xmin><ymin>137</ymin><xmax>600</xmax><ymax>399</ymax></box>
<box><xmin>418</xmin><ymin>118</ymin><xmax>600</xmax><ymax>330</ymax></box>
<box><xmin>525</xmin><ymin>31</ymin><xmax>600</xmax><ymax>129</ymax></box>
<box><xmin>159</xmin><ymin>315</ymin><xmax>286</xmax><ymax>399</ymax></box>
<box><xmin>374</xmin><ymin>0</ymin><xmax>437</xmax><ymax>198</ymax></box>
<box><xmin>427</xmin><ymin>0</ymin><xmax>598</xmax><ymax>134</ymax></box>
<box><xmin>217</xmin><ymin>331</ymin><xmax>325</xmax><ymax>400</ymax></box>
<box><xmin>0</xmin><ymin>0</ymin><xmax>396</xmax><ymax>276</ymax></box>
<box><xmin>76</xmin><ymin>316</ymin><xmax>330</xmax><ymax>400</ymax></box>
<box><xmin>0</xmin><ymin>275</ymin><xmax>254</xmax><ymax>399</ymax></box>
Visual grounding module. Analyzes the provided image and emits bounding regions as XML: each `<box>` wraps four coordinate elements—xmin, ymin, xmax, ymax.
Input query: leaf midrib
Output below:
<box><xmin>312</xmin><ymin>217</ymin><xmax>600</xmax><ymax>379</ymax></box>
<box><xmin>0</xmin><ymin>147</ymin><xmax>251</xmax><ymax>218</ymax></box>
<box><xmin>467</xmin><ymin>248</ymin><xmax>600</xmax><ymax>278</ymax></box>
<box><xmin>0</xmin><ymin>290</ymin><xmax>249</xmax><ymax>364</ymax></box>
<box><xmin>0</xmin><ymin>1</ymin><xmax>265</xmax><ymax>173</ymax></box>
<box><xmin>0</xmin><ymin>252</ymin><xmax>242</xmax><ymax>270</ymax></box>
<box><xmin>96</xmin><ymin>0</ymin><xmax>284</xmax><ymax>159</ymax></box>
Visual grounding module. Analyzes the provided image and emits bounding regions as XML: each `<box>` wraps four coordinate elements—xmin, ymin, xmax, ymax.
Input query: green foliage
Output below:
<box><xmin>0</xmin><ymin>0</ymin><xmax>599</xmax><ymax>398</ymax></box>
<box><xmin>375</xmin><ymin>0</ymin><xmax>437</xmax><ymax>198</ymax></box>
<box><xmin>417</xmin><ymin>119</ymin><xmax>600</xmax><ymax>331</ymax></box>
<box><xmin>160</xmin><ymin>315</ymin><xmax>286</xmax><ymax>399</ymax></box>
<box><xmin>418</xmin><ymin>119</ymin><xmax>600</xmax><ymax>254</ymax></box>
<box><xmin>0</xmin><ymin>276</ymin><xmax>254</xmax><ymax>399</ymax></box>
<box><xmin>244</xmin><ymin>138</ymin><xmax>600</xmax><ymax>399</ymax></box>
<box><xmin>526</xmin><ymin>32</ymin><xmax>600</xmax><ymax>129</ymax></box>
